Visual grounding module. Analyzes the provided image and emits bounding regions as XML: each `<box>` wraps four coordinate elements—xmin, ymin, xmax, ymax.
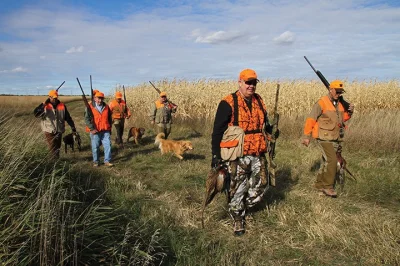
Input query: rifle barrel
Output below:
<box><xmin>304</xmin><ymin>56</ymin><xmax>317</xmax><ymax>73</ymax></box>
<box><xmin>56</xmin><ymin>81</ymin><xmax>66</xmax><ymax>92</ymax></box>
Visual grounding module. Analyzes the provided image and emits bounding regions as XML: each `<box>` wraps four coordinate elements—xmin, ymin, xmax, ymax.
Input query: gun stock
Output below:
<box><xmin>304</xmin><ymin>56</ymin><xmax>350</xmax><ymax>111</ymax></box>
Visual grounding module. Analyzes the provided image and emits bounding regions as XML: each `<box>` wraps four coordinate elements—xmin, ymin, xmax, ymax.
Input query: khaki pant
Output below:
<box><xmin>44</xmin><ymin>132</ymin><xmax>62</xmax><ymax>159</ymax></box>
<box><xmin>156</xmin><ymin>124</ymin><xmax>171</xmax><ymax>139</ymax></box>
<box><xmin>113</xmin><ymin>119</ymin><xmax>125</xmax><ymax>144</ymax></box>
<box><xmin>315</xmin><ymin>140</ymin><xmax>340</xmax><ymax>189</ymax></box>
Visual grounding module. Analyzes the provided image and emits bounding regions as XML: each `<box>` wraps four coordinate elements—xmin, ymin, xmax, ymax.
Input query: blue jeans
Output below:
<box><xmin>90</xmin><ymin>131</ymin><xmax>112</xmax><ymax>164</ymax></box>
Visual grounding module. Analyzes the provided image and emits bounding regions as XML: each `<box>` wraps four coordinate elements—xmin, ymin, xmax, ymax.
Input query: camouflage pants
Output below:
<box><xmin>315</xmin><ymin>140</ymin><xmax>340</xmax><ymax>189</ymax></box>
<box><xmin>228</xmin><ymin>155</ymin><xmax>268</xmax><ymax>218</ymax></box>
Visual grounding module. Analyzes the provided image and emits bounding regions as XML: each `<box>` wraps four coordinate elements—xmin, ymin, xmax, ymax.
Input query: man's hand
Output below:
<box><xmin>126</xmin><ymin>114</ymin><xmax>131</xmax><ymax>119</ymax></box>
<box><xmin>301</xmin><ymin>138</ymin><xmax>310</xmax><ymax>147</ymax></box>
<box><xmin>348</xmin><ymin>103</ymin><xmax>355</xmax><ymax>114</ymax></box>
<box><xmin>211</xmin><ymin>155</ymin><xmax>222</xmax><ymax>168</ymax></box>
<box><xmin>151</xmin><ymin>120</ymin><xmax>155</xmax><ymax>125</ymax></box>
<box><xmin>90</xmin><ymin>129</ymin><xmax>98</xmax><ymax>134</ymax></box>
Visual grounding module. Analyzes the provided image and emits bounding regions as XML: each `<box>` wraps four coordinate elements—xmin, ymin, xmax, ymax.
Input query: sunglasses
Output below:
<box><xmin>243</xmin><ymin>80</ymin><xmax>258</xmax><ymax>86</ymax></box>
<box><xmin>335</xmin><ymin>90</ymin><xmax>344</xmax><ymax>95</ymax></box>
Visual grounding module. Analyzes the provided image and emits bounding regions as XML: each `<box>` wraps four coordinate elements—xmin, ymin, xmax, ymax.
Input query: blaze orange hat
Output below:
<box><xmin>115</xmin><ymin>91</ymin><xmax>123</xmax><ymax>98</ymax></box>
<box><xmin>95</xmin><ymin>91</ymin><xmax>105</xmax><ymax>98</ymax></box>
<box><xmin>160</xmin><ymin>92</ymin><xmax>167</xmax><ymax>97</ymax></box>
<box><xmin>48</xmin><ymin>90</ymin><xmax>58</xmax><ymax>98</ymax></box>
<box><xmin>93</xmin><ymin>89</ymin><xmax>99</xmax><ymax>95</ymax></box>
<box><xmin>329</xmin><ymin>80</ymin><xmax>345</xmax><ymax>91</ymax></box>
<box><xmin>239</xmin><ymin>69</ymin><xmax>259</xmax><ymax>82</ymax></box>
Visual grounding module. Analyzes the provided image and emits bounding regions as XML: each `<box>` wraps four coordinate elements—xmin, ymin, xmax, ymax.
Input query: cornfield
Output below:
<box><xmin>118</xmin><ymin>79</ymin><xmax>400</xmax><ymax>122</ymax></box>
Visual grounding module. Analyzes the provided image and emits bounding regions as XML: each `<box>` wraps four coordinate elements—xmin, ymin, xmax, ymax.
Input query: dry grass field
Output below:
<box><xmin>0</xmin><ymin>79</ymin><xmax>399</xmax><ymax>265</ymax></box>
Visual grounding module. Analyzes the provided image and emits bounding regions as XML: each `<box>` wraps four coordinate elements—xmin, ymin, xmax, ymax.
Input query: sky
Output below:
<box><xmin>0</xmin><ymin>0</ymin><xmax>399</xmax><ymax>95</ymax></box>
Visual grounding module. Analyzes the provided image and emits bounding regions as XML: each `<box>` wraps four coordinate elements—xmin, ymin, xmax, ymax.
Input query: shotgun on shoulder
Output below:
<box><xmin>304</xmin><ymin>56</ymin><xmax>350</xmax><ymax>111</ymax></box>
<box><xmin>149</xmin><ymin>81</ymin><xmax>178</xmax><ymax>109</ymax></box>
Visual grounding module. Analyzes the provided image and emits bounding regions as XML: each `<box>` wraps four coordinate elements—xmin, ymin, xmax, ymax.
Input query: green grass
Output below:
<box><xmin>0</xmin><ymin>100</ymin><xmax>399</xmax><ymax>265</ymax></box>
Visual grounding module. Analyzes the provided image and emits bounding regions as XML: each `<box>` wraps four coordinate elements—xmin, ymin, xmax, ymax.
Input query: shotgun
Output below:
<box><xmin>304</xmin><ymin>56</ymin><xmax>350</xmax><ymax>111</ymax></box>
<box><xmin>90</xmin><ymin>75</ymin><xmax>94</xmax><ymax>102</ymax></box>
<box><xmin>76</xmin><ymin>77</ymin><xmax>94</xmax><ymax>125</ymax></box>
<box><xmin>123</xmin><ymin>85</ymin><xmax>128</xmax><ymax>116</ymax></box>
<box><xmin>149</xmin><ymin>81</ymin><xmax>178</xmax><ymax>108</ymax></box>
<box><xmin>267</xmin><ymin>83</ymin><xmax>280</xmax><ymax>187</ymax></box>
<box><xmin>56</xmin><ymin>81</ymin><xmax>65</xmax><ymax>92</ymax></box>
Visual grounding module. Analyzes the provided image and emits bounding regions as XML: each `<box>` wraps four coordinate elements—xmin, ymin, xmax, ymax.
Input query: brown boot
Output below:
<box><xmin>321</xmin><ymin>188</ymin><xmax>337</xmax><ymax>198</ymax></box>
<box><xmin>233</xmin><ymin>217</ymin><xmax>245</xmax><ymax>236</ymax></box>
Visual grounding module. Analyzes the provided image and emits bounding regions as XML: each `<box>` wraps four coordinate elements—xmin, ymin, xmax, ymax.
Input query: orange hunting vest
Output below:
<box><xmin>85</xmin><ymin>103</ymin><xmax>112</xmax><ymax>132</ymax></box>
<box><xmin>312</xmin><ymin>96</ymin><xmax>346</xmax><ymax>140</ymax></box>
<box><xmin>223</xmin><ymin>92</ymin><xmax>267</xmax><ymax>155</ymax></box>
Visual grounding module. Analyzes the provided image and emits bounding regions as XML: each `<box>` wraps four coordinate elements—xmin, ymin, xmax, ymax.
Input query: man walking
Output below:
<box><xmin>85</xmin><ymin>91</ymin><xmax>113</xmax><ymax>167</ymax></box>
<box><xmin>33</xmin><ymin>90</ymin><xmax>77</xmax><ymax>159</ymax></box>
<box><xmin>109</xmin><ymin>91</ymin><xmax>131</xmax><ymax>146</ymax></box>
<box><xmin>302</xmin><ymin>80</ymin><xmax>354</xmax><ymax>197</ymax></box>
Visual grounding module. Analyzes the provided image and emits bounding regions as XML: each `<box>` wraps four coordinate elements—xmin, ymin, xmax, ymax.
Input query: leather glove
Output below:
<box><xmin>211</xmin><ymin>155</ymin><xmax>222</xmax><ymax>168</ymax></box>
<box><xmin>44</xmin><ymin>98</ymin><xmax>51</xmax><ymax>105</ymax></box>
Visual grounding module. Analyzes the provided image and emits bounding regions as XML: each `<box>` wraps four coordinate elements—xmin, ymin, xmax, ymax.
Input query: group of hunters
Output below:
<box><xmin>33</xmin><ymin>68</ymin><xmax>354</xmax><ymax>236</ymax></box>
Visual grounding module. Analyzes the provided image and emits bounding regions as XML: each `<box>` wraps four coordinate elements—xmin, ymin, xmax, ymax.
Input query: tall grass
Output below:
<box><xmin>0</xmin><ymin>107</ymin><xmax>167</xmax><ymax>265</ymax></box>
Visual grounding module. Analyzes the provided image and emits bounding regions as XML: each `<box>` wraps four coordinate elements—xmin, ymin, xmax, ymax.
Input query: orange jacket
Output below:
<box><xmin>303</xmin><ymin>95</ymin><xmax>351</xmax><ymax>140</ymax></box>
<box><xmin>109</xmin><ymin>99</ymin><xmax>131</xmax><ymax>120</ymax></box>
<box><xmin>223</xmin><ymin>92</ymin><xmax>267</xmax><ymax>155</ymax></box>
<box><xmin>85</xmin><ymin>103</ymin><xmax>112</xmax><ymax>132</ymax></box>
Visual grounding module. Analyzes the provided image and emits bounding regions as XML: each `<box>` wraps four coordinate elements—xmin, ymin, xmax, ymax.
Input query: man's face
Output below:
<box><xmin>160</xmin><ymin>96</ymin><xmax>167</xmax><ymax>102</ymax></box>
<box><xmin>95</xmin><ymin>96</ymin><xmax>104</xmax><ymax>105</ymax></box>
<box><xmin>116</xmin><ymin>98</ymin><xmax>122</xmax><ymax>103</ymax></box>
<box><xmin>238</xmin><ymin>79</ymin><xmax>258</xmax><ymax>99</ymax></box>
<box><xmin>50</xmin><ymin>96</ymin><xmax>57</xmax><ymax>103</ymax></box>
<box><xmin>329</xmin><ymin>88</ymin><xmax>344</xmax><ymax>100</ymax></box>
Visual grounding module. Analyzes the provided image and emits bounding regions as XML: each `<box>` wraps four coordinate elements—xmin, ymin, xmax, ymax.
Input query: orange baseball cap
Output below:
<box><xmin>95</xmin><ymin>91</ymin><xmax>105</xmax><ymax>98</ymax></box>
<box><xmin>48</xmin><ymin>90</ymin><xmax>58</xmax><ymax>98</ymax></box>
<box><xmin>93</xmin><ymin>89</ymin><xmax>99</xmax><ymax>95</ymax></box>
<box><xmin>329</xmin><ymin>80</ymin><xmax>345</xmax><ymax>91</ymax></box>
<box><xmin>160</xmin><ymin>91</ymin><xmax>167</xmax><ymax>97</ymax></box>
<box><xmin>239</xmin><ymin>69</ymin><xmax>259</xmax><ymax>81</ymax></box>
<box><xmin>115</xmin><ymin>91</ymin><xmax>123</xmax><ymax>98</ymax></box>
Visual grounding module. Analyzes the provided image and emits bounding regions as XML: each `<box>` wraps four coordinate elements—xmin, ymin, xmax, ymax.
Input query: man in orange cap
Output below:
<box><xmin>109</xmin><ymin>91</ymin><xmax>131</xmax><ymax>146</ymax></box>
<box><xmin>149</xmin><ymin>91</ymin><xmax>177</xmax><ymax>139</ymax></box>
<box><xmin>33</xmin><ymin>89</ymin><xmax>77</xmax><ymax>159</ymax></box>
<box><xmin>302</xmin><ymin>80</ymin><xmax>354</xmax><ymax>198</ymax></box>
<box><xmin>211</xmin><ymin>68</ymin><xmax>276</xmax><ymax>236</ymax></box>
<box><xmin>84</xmin><ymin>91</ymin><xmax>113</xmax><ymax>167</ymax></box>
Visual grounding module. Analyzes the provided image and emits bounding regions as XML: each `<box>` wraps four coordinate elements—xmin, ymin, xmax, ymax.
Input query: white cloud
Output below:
<box><xmin>192</xmin><ymin>30</ymin><xmax>246</xmax><ymax>44</ymax></box>
<box><xmin>273</xmin><ymin>31</ymin><xmax>295</xmax><ymax>45</ymax></box>
<box><xmin>65</xmin><ymin>46</ymin><xmax>84</xmax><ymax>54</ymax></box>
<box><xmin>0</xmin><ymin>67</ymin><xmax>28</xmax><ymax>73</ymax></box>
<box><xmin>0</xmin><ymin>0</ymin><xmax>399</xmax><ymax>94</ymax></box>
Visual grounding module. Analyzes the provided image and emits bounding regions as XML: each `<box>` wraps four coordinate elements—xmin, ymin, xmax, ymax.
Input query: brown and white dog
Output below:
<box><xmin>63</xmin><ymin>132</ymin><xmax>81</xmax><ymax>153</ymax></box>
<box><xmin>154</xmin><ymin>133</ymin><xmax>193</xmax><ymax>160</ymax></box>
<box><xmin>127</xmin><ymin>127</ymin><xmax>145</xmax><ymax>144</ymax></box>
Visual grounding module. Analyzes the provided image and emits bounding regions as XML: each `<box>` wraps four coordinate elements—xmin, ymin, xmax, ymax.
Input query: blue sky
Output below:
<box><xmin>0</xmin><ymin>0</ymin><xmax>399</xmax><ymax>95</ymax></box>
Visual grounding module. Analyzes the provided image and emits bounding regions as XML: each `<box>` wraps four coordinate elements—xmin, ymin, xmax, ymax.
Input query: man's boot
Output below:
<box><xmin>233</xmin><ymin>216</ymin><xmax>245</xmax><ymax>236</ymax></box>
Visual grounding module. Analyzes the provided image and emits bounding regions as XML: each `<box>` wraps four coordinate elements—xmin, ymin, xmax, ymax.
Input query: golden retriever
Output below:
<box><xmin>154</xmin><ymin>133</ymin><xmax>193</xmax><ymax>160</ymax></box>
<box><xmin>127</xmin><ymin>127</ymin><xmax>145</xmax><ymax>144</ymax></box>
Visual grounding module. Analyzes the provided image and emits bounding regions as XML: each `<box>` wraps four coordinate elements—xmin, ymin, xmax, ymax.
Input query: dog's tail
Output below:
<box><xmin>154</xmin><ymin>133</ymin><xmax>165</xmax><ymax>145</ymax></box>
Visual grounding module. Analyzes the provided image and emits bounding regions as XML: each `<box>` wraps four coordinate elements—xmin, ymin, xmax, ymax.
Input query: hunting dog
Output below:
<box><xmin>63</xmin><ymin>132</ymin><xmax>81</xmax><ymax>153</ymax></box>
<box><xmin>127</xmin><ymin>127</ymin><xmax>146</xmax><ymax>144</ymax></box>
<box><xmin>154</xmin><ymin>133</ymin><xmax>193</xmax><ymax>160</ymax></box>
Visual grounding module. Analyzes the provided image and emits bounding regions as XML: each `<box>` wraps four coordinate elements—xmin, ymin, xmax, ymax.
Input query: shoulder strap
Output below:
<box><xmin>232</xmin><ymin>92</ymin><xmax>239</xmax><ymax>126</ymax></box>
<box><xmin>254</xmin><ymin>93</ymin><xmax>266</xmax><ymax>120</ymax></box>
